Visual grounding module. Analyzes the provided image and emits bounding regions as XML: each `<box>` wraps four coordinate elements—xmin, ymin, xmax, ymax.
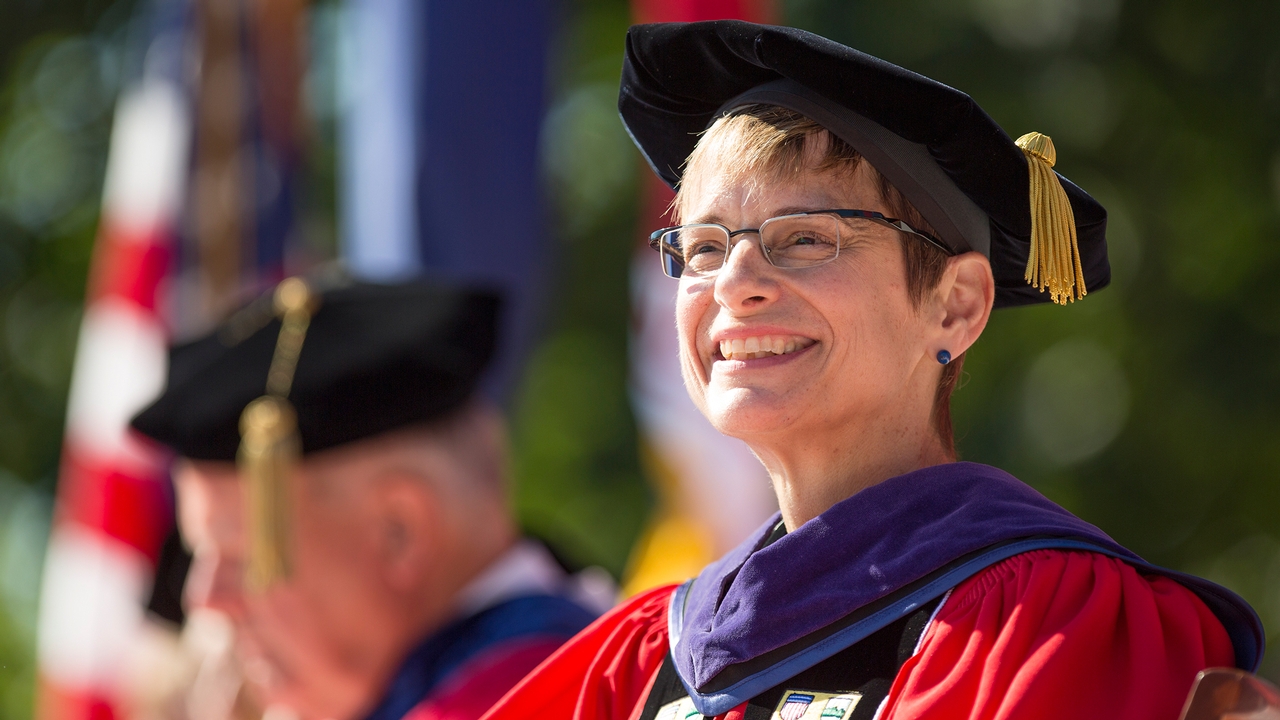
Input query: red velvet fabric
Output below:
<box><xmin>479</xmin><ymin>585</ymin><xmax>676</xmax><ymax>720</ymax></box>
<box><xmin>480</xmin><ymin>552</ymin><xmax>1235</xmax><ymax>720</ymax></box>
<box><xmin>881</xmin><ymin>549</ymin><xmax>1235</xmax><ymax>720</ymax></box>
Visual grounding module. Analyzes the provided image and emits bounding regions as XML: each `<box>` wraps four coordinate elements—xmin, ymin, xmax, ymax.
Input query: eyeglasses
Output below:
<box><xmin>647</xmin><ymin>209</ymin><xmax>949</xmax><ymax>279</ymax></box>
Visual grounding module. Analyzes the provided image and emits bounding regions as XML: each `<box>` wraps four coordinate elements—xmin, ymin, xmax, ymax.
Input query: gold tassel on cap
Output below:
<box><xmin>1016</xmin><ymin>132</ymin><xmax>1086</xmax><ymax>305</ymax></box>
<box><xmin>240</xmin><ymin>396</ymin><xmax>299</xmax><ymax>591</ymax></box>
<box><xmin>238</xmin><ymin>277</ymin><xmax>315</xmax><ymax>591</ymax></box>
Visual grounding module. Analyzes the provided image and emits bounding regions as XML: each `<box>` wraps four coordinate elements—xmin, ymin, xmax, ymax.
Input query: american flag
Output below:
<box><xmin>35</xmin><ymin>0</ymin><xmax>306</xmax><ymax>716</ymax></box>
<box><xmin>35</xmin><ymin>39</ymin><xmax>188</xmax><ymax>720</ymax></box>
<box><xmin>780</xmin><ymin>693</ymin><xmax>816</xmax><ymax>720</ymax></box>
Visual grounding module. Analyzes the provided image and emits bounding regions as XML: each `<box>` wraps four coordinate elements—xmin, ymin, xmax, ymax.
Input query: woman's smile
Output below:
<box><xmin>714</xmin><ymin>333</ymin><xmax>817</xmax><ymax>361</ymax></box>
<box><xmin>711</xmin><ymin>338</ymin><xmax>818</xmax><ymax>375</ymax></box>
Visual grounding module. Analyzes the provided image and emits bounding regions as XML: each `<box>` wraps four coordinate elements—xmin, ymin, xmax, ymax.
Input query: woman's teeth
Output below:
<box><xmin>718</xmin><ymin>335</ymin><xmax>814</xmax><ymax>361</ymax></box>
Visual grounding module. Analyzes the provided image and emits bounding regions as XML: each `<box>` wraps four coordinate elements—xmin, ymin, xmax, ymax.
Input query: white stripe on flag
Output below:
<box><xmin>36</xmin><ymin>524</ymin><xmax>150</xmax><ymax>691</ymax></box>
<box><xmin>100</xmin><ymin>80</ymin><xmax>190</xmax><ymax>239</ymax></box>
<box><xmin>64</xmin><ymin>298</ymin><xmax>168</xmax><ymax>464</ymax></box>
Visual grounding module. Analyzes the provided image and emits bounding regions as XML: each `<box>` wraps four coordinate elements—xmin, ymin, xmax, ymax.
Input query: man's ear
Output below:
<box><xmin>368</xmin><ymin>471</ymin><xmax>441</xmax><ymax>593</ymax></box>
<box><xmin>934</xmin><ymin>251</ymin><xmax>994</xmax><ymax>356</ymax></box>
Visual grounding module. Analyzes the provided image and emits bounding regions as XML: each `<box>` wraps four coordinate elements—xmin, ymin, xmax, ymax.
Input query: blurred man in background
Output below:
<box><xmin>129</xmin><ymin>278</ymin><xmax>604</xmax><ymax>720</ymax></box>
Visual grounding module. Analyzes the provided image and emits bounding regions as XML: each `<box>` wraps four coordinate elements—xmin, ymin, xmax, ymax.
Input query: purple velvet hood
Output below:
<box><xmin>668</xmin><ymin>462</ymin><xmax>1262</xmax><ymax>712</ymax></box>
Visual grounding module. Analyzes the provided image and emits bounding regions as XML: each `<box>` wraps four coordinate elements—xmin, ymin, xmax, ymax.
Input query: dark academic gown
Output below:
<box><xmin>362</xmin><ymin>546</ymin><xmax>599</xmax><ymax>720</ymax></box>
<box><xmin>480</xmin><ymin>463</ymin><xmax>1263</xmax><ymax>720</ymax></box>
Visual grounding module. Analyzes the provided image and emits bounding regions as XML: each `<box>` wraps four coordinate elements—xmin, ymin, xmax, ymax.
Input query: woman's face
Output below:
<box><xmin>675</xmin><ymin>158</ymin><xmax>940</xmax><ymax>444</ymax></box>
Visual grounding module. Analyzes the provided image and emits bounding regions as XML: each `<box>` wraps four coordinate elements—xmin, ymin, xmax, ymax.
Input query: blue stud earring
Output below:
<box><xmin>937</xmin><ymin>350</ymin><xmax>952</xmax><ymax>365</ymax></box>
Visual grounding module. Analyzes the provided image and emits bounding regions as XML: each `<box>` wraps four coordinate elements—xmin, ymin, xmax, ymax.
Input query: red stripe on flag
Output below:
<box><xmin>632</xmin><ymin>0</ymin><xmax>775</xmax><ymax>23</ymax></box>
<box><xmin>37</xmin><ymin>678</ymin><xmax>117</xmax><ymax>720</ymax></box>
<box><xmin>57</xmin><ymin>445</ymin><xmax>172</xmax><ymax>562</ymax></box>
<box><xmin>641</xmin><ymin>175</ymin><xmax>676</xmax><ymax>233</ymax></box>
<box><xmin>87</xmin><ymin>223</ymin><xmax>172</xmax><ymax>312</ymax></box>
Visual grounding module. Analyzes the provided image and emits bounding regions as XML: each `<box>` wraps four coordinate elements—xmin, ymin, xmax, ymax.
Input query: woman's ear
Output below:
<box><xmin>935</xmin><ymin>251</ymin><xmax>995</xmax><ymax>355</ymax></box>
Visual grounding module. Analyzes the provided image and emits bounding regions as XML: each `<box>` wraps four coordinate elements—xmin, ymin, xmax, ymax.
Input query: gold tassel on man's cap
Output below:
<box><xmin>1016</xmin><ymin>132</ymin><xmax>1087</xmax><ymax>305</ymax></box>
<box><xmin>239</xmin><ymin>277</ymin><xmax>315</xmax><ymax>591</ymax></box>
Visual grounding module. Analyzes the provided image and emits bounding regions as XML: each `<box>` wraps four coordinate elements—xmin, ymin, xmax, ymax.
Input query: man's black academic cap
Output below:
<box><xmin>131</xmin><ymin>279</ymin><xmax>501</xmax><ymax>461</ymax></box>
<box><xmin>618</xmin><ymin>20</ymin><xmax>1109</xmax><ymax>308</ymax></box>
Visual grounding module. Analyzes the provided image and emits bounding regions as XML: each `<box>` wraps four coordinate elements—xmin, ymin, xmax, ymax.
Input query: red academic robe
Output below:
<box><xmin>480</xmin><ymin>549</ymin><xmax>1235</xmax><ymax>720</ymax></box>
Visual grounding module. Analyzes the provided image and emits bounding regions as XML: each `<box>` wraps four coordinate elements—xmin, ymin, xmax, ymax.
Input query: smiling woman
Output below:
<box><xmin>669</xmin><ymin>129</ymin><xmax>990</xmax><ymax>528</ymax></box>
<box><xmin>480</xmin><ymin>20</ymin><xmax>1263</xmax><ymax>720</ymax></box>
<box><xmin>671</xmin><ymin>106</ymin><xmax>965</xmax><ymax>484</ymax></box>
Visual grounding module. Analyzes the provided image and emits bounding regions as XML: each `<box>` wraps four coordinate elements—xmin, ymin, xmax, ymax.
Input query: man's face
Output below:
<box><xmin>176</xmin><ymin>461</ymin><xmax>247</xmax><ymax>620</ymax></box>
<box><xmin>175</xmin><ymin>457</ymin><xmax>402</xmax><ymax>720</ymax></box>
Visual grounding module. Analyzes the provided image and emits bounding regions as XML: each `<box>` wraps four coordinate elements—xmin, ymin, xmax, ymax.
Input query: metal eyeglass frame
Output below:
<box><xmin>647</xmin><ymin>209</ymin><xmax>951</xmax><ymax>279</ymax></box>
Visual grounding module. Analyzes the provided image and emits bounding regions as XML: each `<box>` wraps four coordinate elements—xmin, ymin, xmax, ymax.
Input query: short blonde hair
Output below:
<box><xmin>675</xmin><ymin>104</ymin><xmax>965</xmax><ymax>456</ymax></box>
<box><xmin>675</xmin><ymin>105</ymin><xmax>864</xmax><ymax>207</ymax></box>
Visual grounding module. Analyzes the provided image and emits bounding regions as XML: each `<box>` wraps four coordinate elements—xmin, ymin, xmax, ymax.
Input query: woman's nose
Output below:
<box><xmin>714</xmin><ymin>235</ymin><xmax>779</xmax><ymax>310</ymax></box>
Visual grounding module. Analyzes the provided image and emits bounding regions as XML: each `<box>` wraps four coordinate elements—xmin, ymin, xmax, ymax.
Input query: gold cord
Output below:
<box><xmin>1016</xmin><ymin>132</ymin><xmax>1087</xmax><ymax>305</ymax></box>
<box><xmin>265</xmin><ymin>277</ymin><xmax>312</xmax><ymax>397</ymax></box>
<box><xmin>238</xmin><ymin>277</ymin><xmax>314</xmax><ymax>591</ymax></box>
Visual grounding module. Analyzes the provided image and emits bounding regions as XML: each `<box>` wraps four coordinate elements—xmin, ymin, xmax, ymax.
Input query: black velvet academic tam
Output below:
<box><xmin>618</xmin><ymin>20</ymin><xmax>1110</xmax><ymax>308</ymax></box>
<box><xmin>131</xmin><ymin>279</ymin><xmax>501</xmax><ymax>461</ymax></box>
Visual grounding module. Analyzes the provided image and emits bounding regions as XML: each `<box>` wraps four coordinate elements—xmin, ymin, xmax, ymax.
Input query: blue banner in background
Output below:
<box><xmin>341</xmin><ymin>0</ymin><xmax>550</xmax><ymax>400</ymax></box>
<box><xmin>340</xmin><ymin>0</ymin><xmax>421</xmax><ymax>280</ymax></box>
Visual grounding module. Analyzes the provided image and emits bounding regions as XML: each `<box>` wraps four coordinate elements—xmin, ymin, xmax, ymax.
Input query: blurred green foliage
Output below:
<box><xmin>0</xmin><ymin>2</ymin><xmax>137</xmax><ymax>718</ymax></box>
<box><xmin>4</xmin><ymin>1</ymin><xmax>1280</xmax><ymax>718</ymax></box>
<box><xmin>513</xmin><ymin>0</ymin><xmax>653</xmax><ymax>575</ymax></box>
